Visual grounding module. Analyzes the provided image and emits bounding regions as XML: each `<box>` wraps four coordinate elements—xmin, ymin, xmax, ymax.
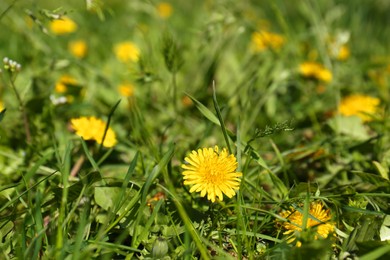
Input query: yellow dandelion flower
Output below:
<box><xmin>0</xmin><ymin>100</ymin><xmax>4</xmax><ymax>111</ymax></box>
<box><xmin>337</xmin><ymin>45</ymin><xmax>350</xmax><ymax>61</ymax></box>
<box><xmin>69</xmin><ymin>40</ymin><xmax>87</xmax><ymax>58</ymax></box>
<box><xmin>181</xmin><ymin>146</ymin><xmax>242</xmax><ymax>203</ymax></box>
<box><xmin>70</xmin><ymin>116</ymin><xmax>117</xmax><ymax>148</ymax></box>
<box><xmin>157</xmin><ymin>2</ymin><xmax>173</xmax><ymax>19</ymax></box>
<box><xmin>299</xmin><ymin>61</ymin><xmax>333</xmax><ymax>83</ymax></box>
<box><xmin>55</xmin><ymin>75</ymin><xmax>77</xmax><ymax>93</ymax></box>
<box><xmin>118</xmin><ymin>83</ymin><xmax>135</xmax><ymax>97</ymax></box>
<box><xmin>114</xmin><ymin>41</ymin><xmax>140</xmax><ymax>63</ymax></box>
<box><xmin>280</xmin><ymin>202</ymin><xmax>335</xmax><ymax>246</ymax></box>
<box><xmin>50</xmin><ymin>17</ymin><xmax>77</xmax><ymax>35</ymax></box>
<box><xmin>251</xmin><ymin>30</ymin><xmax>285</xmax><ymax>52</ymax></box>
<box><xmin>338</xmin><ymin>94</ymin><xmax>380</xmax><ymax>122</ymax></box>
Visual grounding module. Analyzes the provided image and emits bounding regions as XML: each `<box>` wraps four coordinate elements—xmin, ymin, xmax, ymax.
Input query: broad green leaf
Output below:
<box><xmin>380</xmin><ymin>215</ymin><xmax>390</xmax><ymax>241</ymax></box>
<box><xmin>327</xmin><ymin>115</ymin><xmax>369</xmax><ymax>140</ymax></box>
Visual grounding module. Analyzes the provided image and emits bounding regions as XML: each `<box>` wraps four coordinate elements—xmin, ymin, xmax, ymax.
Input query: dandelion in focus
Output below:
<box><xmin>69</xmin><ymin>40</ymin><xmax>87</xmax><ymax>58</ymax></box>
<box><xmin>114</xmin><ymin>41</ymin><xmax>140</xmax><ymax>63</ymax></box>
<box><xmin>338</xmin><ymin>94</ymin><xmax>380</xmax><ymax>122</ymax></box>
<box><xmin>181</xmin><ymin>146</ymin><xmax>242</xmax><ymax>202</ymax></box>
<box><xmin>251</xmin><ymin>30</ymin><xmax>285</xmax><ymax>52</ymax></box>
<box><xmin>70</xmin><ymin>116</ymin><xmax>117</xmax><ymax>148</ymax></box>
<box><xmin>299</xmin><ymin>61</ymin><xmax>332</xmax><ymax>83</ymax></box>
<box><xmin>50</xmin><ymin>17</ymin><xmax>77</xmax><ymax>35</ymax></box>
<box><xmin>157</xmin><ymin>2</ymin><xmax>173</xmax><ymax>19</ymax></box>
<box><xmin>279</xmin><ymin>202</ymin><xmax>335</xmax><ymax>247</ymax></box>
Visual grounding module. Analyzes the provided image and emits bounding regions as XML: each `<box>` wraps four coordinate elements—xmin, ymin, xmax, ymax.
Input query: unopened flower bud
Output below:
<box><xmin>152</xmin><ymin>237</ymin><xmax>168</xmax><ymax>258</ymax></box>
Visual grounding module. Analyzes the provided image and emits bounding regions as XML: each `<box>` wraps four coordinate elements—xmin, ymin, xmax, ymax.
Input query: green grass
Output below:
<box><xmin>1</xmin><ymin>0</ymin><xmax>390</xmax><ymax>259</ymax></box>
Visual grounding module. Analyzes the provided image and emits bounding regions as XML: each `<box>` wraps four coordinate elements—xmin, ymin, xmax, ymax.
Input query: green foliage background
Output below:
<box><xmin>1</xmin><ymin>0</ymin><xmax>390</xmax><ymax>259</ymax></box>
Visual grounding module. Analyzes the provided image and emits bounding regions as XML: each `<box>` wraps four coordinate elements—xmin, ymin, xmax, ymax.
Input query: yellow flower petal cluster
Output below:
<box><xmin>50</xmin><ymin>17</ymin><xmax>77</xmax><ymax>35</ymax></box>
<box><xmin>251</xmin><ymin>30</ymin><xmax>285</xmax><ymax>52</ymax></box>
<box><xmin>118</xmin><ymin>83</ymin><xmax>135</xmax><ymax>97</ymax></box>
<box><xmin>70</xmin><ymin>116</ymin><xmax>117</xmax><ymax>148</ymax></box>
<box><xmin>69</xmin><ymin>40</ymin><xmax>88</xmax><ymax>58</ymax></box>
<box><xmin>338</xmin><ymin>94</ymin><xmax>380</xmax><ymax>122</ymax></box>
<box><xmin>0</xmin><ymin>100</ymin><xmax>4</xmax><ymax>111</ymax></box>
<box><xmin>114</xmin><ymin>41</ymin><xmax>140</xmax><ymax>63</ymax></box>
<box><xmin>280</xmin><ymin>202</ymin><xmax>335</xmax><ymax>246</ymax></box>
<box><xmin>157</xmin><ymin>2</ymin><xmax>173</xmax><ymax>19</ymax></box>
<box><xmin>299</xmin><ymin>61</ymin><xmax>332</xmax><ymax>83</ymax></box>
<box><xmin>55</xmin><ymin>75</ymin><xmax>78</xmax><ymax>93</ymax></box>
<box><xmin>181</xmin><ymin>146</ymin><xmax>242</xmax><ymax>202</ymax></box>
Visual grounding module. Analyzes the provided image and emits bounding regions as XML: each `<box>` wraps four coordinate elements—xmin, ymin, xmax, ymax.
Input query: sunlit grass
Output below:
<box><xmin>1</xmin><ymin>0</ymin><xmax>390</xmax><ymax>259</ymax></box>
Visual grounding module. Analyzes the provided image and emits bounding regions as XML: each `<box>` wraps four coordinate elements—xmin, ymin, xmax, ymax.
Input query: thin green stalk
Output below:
<box><xmin>9</xmin><ymin>75</ymin><xmax>31</xmax><ymax>143</ymax></box>
<box><xmin>212</xmin><ymin>82</ymin><xmax>232</xmax><ymax>154</ymax></box>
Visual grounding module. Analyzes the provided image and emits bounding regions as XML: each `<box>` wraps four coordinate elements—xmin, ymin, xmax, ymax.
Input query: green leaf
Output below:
<box><xmin>94</xmin><ymin>187</ymin><xmax>121</xmax><ymax>211</ymax></box>
<box><xmin>373</xmin><ymin>161</ymin><xmax>389</xmax><ymax>180</ymax></box>
<box><xmin>380</xmin><ymin>215</ymin><xmax>390</xmax><ymax>241</ymax></box>
<box><xmin>185</xmin><ymin>93</ymin><xmax>220</xmax><ymax>125</ymax></box>
<box><xmin>327</xmin><ymin>115</ymin><xmax>369</xmax><ymax>140</ymax></box>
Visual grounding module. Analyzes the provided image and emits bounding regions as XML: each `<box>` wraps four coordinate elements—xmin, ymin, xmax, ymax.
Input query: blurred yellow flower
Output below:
<box><xmin>50</xmin><ymin>17</ymin><xmax>77</xmax><ymax>35</ymax></box>
<box><xmin>25</xmin><ymin>16</ymin><xmax>34</xmax><ymax>29</ymax></box>
<box><xmin>338</xmin><ymin>94</ymin><xmax>380</xmax><ymax>122</ymax></box>
<box><xmin>69</xmin><ymin>40</ymin><xmax>87</xmax><ymax>58</ymax></box>
<box><xmin>114</xmin><ymin>41</ymin><xmax>140</xmax><ymax>63</ymax></box>
<box><xmin>181</xmin><ymin>95</ymin><xmax>193</xmax><ymax>107</ymax></box>
<box><xmin>0</xmin><ymin>100</ymin><xmax>4</xmax><ymax>111</ymax></box>
<box><xmin>337</xmin><ymin>45</ymin><xmax>350</xmax><ymax>61</ymax></box>
<box><xmin>55</xmin><ymin>75</ymin><xmax>77</xmax><ymax>93</ymax></box>
<box><xmin>181</xmin><ymin>146</ymin><xmax>242</xmax><ymax>203</ymax></box>
<box><xmin>299</xmin><ymin>61</ymin><xmax>332</xmax><ymax>83</ymax></box>
<box><xmin>70</xmin><ymin>116</ymin><xmax>117</xmax><ymax>148</ymax></box>
<box><xmin>251</xmin><ymin>30</ymin><xmax>285</xmax><ymax>52</ymax></box>
<box><xmin>280</xmin><ymin>202</ymin><xmax>335</xmax><ymax>247</ymax></box>
<box><xmin>157</xmin><ymin>2</ymin><xmax>173</xmax><ymax>19</ymax></box>
<box><xmin>118</xmin><ymin>83</ymin><xmax>135</xmax><ymax>97</ymax></box>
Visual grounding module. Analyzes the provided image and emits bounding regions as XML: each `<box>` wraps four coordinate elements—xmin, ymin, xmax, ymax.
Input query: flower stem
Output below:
<box><xmin>9</xmin><ymin>75</ymin><xmax>31</xmax><ymax>143</ymax></box>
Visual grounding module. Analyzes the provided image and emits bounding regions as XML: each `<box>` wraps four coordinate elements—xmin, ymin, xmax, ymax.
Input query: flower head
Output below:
<box><xmin>114</xmin><ymin>41</ymin><xmax>140</xmax><ymax>63</ymax></box>
<box><xmin>251</xmin><ymin>30</ymin><xmax>285</xmax><ymax>52</ymax></box>
<box><xmin>55</xmin><ymin>75</ymin><xmax>78</xmax><ymax>93</ymax></box>
<box><xmin>338</xmin><ymin>94</ymin><xmax>380</xmax><ymax>122</ymax></box>
<box><xmin>118</xmin><ymin>83</ymin><xmax>135</xmax><ymax>97</ymax></box>
<box><xmin>70</xmin><ymin>116</ymin><xmax>117</xmax><ymax>148</ymax></box>
<box><xmin>50</xmin><ymin>17</ymin><xmax>77</xmax><ymax>35</ymax></box>
<box><xmin>299</xmin><ymin>61</ymin><xmax>332</xmax><ymax>83</ymax></box>
<box><xmin>336</xmin><ymin>45</ymin><xmax>350</xmax><ymax>61</ymax></box>
<box><xmin>69</xmin><ymin>40</ymin><xmax>88</xmax><ymax>58</ymax></box>
<box><xmin>0</xmin><ymin>100</ymin><xmax>4</xmax><ymax>111</ymax></box>
<box><xmin>157</xmin><ymin>2</ymin><xmax>173</xmax><ymax>19</ymax></box>
<box><xmin>181</xmin><ymin>146</ymin><xmax>242</xmax><ymax>202</ymax></box>
<box><xmin>279</xmin><ymin>202</ymin><xmax>335</xmax><ymax>246</ymax></box>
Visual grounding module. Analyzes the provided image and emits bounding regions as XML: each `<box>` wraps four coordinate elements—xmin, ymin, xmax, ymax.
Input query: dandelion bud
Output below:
<box><xmin>151</xmin><ymin>237</ymin><xmax>169</xmax><ymax>258</ymax></box>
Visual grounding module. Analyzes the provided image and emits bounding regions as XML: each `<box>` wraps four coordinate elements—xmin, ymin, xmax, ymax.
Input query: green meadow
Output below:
<box><xmin>1</xmin><ymin>0</ymin><xmax>390</xmax><ymax>259</ymax></box>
